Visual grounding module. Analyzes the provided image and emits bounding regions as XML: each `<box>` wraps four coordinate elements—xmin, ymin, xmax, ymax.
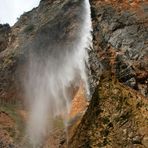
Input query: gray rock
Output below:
<box><xmin>132</xmin><ymin>135</ymin><xmax>142</xmax><ymax>144</ymax></box>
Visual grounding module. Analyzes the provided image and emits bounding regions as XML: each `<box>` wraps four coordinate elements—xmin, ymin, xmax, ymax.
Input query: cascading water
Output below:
<box><xmin>23</xmin><ymin>0</ymin><xmax>92</xmax><ymax>146</ymax></box>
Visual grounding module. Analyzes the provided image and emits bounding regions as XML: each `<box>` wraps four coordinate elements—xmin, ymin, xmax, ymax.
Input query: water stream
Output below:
<box><xmin>24</xmin><ymin>0</ymin><xmax>92</xmax><ymax>147</ymax></box>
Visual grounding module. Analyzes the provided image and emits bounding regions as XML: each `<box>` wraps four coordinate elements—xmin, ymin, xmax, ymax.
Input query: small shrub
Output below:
<box><xmin>24</xmin><ymin>24</ymin><xmax>34</xmax><ymax>33</ymax></box>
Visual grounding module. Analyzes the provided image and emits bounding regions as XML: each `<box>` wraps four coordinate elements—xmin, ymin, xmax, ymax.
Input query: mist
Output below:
<box><xmin>23</xmin><ymin>0</ymin><xmax>92</xmax><ymax>146</ymax></box>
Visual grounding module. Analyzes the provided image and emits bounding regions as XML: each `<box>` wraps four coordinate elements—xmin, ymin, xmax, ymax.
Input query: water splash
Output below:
<box><xmin>24</xmin><ymin>0</ymin><xmax>92</xmax><ymax>146</ymax></box>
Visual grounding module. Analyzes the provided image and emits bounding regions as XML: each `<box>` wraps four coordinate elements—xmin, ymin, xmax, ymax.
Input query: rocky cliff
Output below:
<box><xmin>90</xmin><ymin>0</ymin><xmax>148</xmax><ymax>97</ymax></box>
<box><xmin>70</xmin><ymin>0</ymin><xmax>148</xmax><ymax>147</ymax></box>
<box><xmin>70</xmin><ymin>74</ymin><xmax>148</xmax><ymax>148</ymax></box>
<box><xmin>0</xmin><ymin>0</ymin><xmax>147</xmax><ymax>147</ymax></box>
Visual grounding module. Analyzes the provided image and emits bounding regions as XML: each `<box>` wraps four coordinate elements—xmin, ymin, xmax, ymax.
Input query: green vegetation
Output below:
<box><xmin>24</xmin><ymin>24</ymin><xmax>34</xmax><ymax>33</ymax></box>
<box><xmin>0</xmin><ymin>103</ymin><xmax>25</xmax><ymax>143</ymax></box>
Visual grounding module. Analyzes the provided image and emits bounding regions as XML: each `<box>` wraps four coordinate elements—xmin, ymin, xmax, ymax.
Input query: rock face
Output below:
<box><xmin>70</xmin><ymin>0</ymin><xmax>148</xmax><ymax>147</ymax></box>
<box><xmin>90</xmin><ymin>0</ymin><xmax>148</xmax><ymax>97</ymax></box>
<box><xmin>70</xmin><ymin>75</ymin><xmax>148</xmax><ymax>148</ymax></box>
<box><xmin>0</xmin><ymin>24</ymin><xmax>11</xmax><ymax>52</ymax></box>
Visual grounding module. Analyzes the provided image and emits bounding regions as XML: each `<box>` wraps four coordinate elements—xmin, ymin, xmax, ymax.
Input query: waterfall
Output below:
<box><xmin>24</xmin><ymin>0</ymin><xmax>92</xmax><ymax>146</ymax></box>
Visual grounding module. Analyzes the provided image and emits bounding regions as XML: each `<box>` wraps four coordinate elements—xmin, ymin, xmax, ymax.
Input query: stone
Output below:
<box><xmin>132</xmin><ymin>135</ymin><xmax>142</xmax><ymax>144</ymax></box>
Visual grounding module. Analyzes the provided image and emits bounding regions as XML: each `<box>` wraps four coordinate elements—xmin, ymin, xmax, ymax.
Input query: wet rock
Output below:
<box><xmin>88</xmin><ymin>49</ymin><xmax>103</xmax><ymax>97</ymax></box>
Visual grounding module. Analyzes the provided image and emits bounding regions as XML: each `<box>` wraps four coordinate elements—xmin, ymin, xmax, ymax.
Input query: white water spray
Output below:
<box><xmin>24</xmin><ymin>0</ymin><xmax>92</xmax><ymax>146</ymax></box>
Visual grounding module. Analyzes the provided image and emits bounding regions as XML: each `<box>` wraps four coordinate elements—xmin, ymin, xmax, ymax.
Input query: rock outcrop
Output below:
<box><xmin>70</xmin><ymin>74</ymin><xmax>148</xmax><ymax>148</ymax></box>
<box><xmin>90</xmin><ymin>0</ymin><xmax>148</xmax><ymax>97</ymax></box>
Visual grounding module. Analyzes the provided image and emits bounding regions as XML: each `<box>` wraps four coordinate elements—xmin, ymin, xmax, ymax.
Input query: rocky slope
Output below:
<box><xmin>0</xmin><ymin>0</ymin><xmax>148</xmax><ymax>147</ymax></box>
<box><xmin>70</xmin><ymin>74</ymin><xmax>148</xmax><ymax>148</ymax></box>
<box><xmin>70</xmin><ymin>0</ymin><xmax>148</xmax><ymax>147</ymax></box>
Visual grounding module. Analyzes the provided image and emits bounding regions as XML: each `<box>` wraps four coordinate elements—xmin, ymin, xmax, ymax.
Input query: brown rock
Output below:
<box><xmin>90</xmin><ymin>0</ymin><xmax>148</xmax><ymax>97</ymax></box>
<box><xmin>70</xmin><ymin>75</ymin><xmax>148</xmax><ymax>148</ymax></box>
